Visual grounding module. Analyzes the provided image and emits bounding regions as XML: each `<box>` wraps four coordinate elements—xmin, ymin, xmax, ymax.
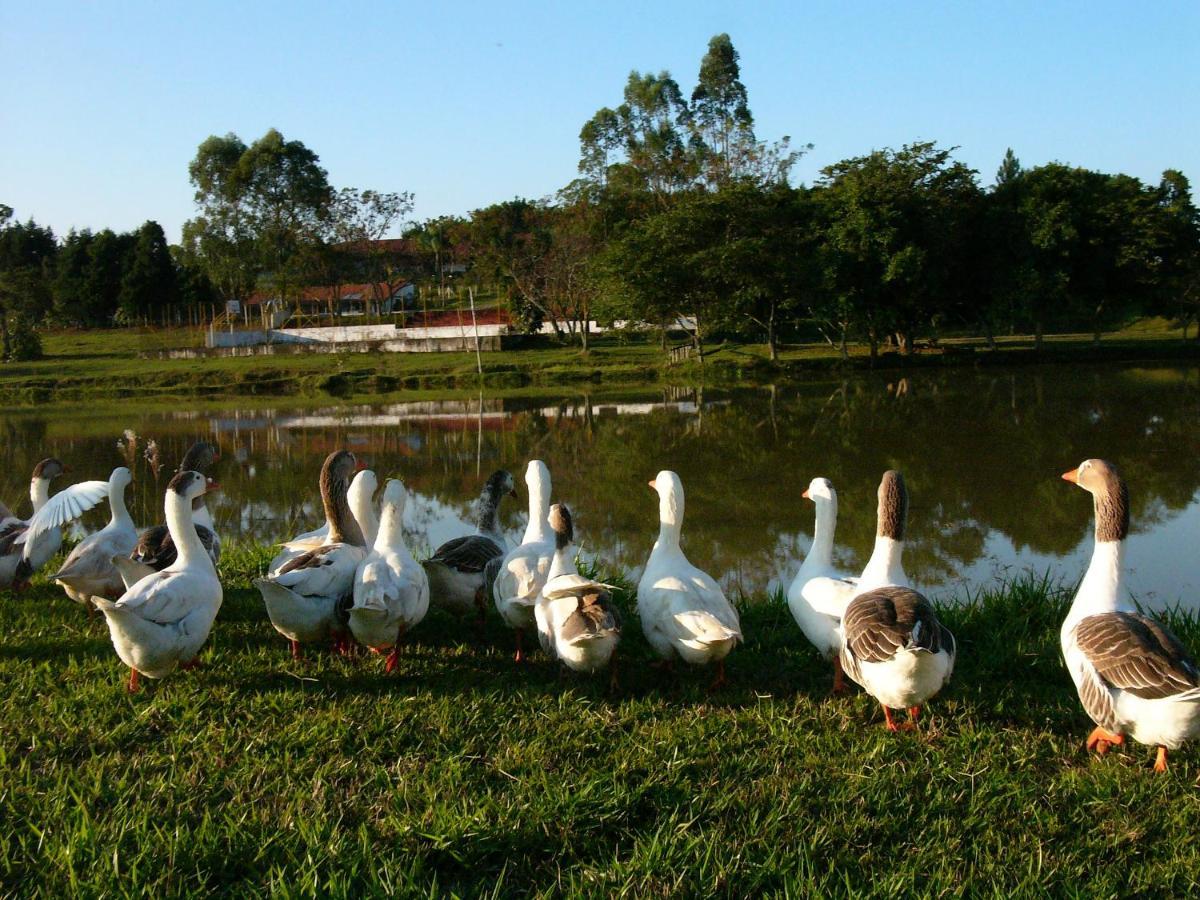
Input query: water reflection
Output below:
<box><xmin>2</xmin><ymin>363</ymin><xmax>1198</xmax><ymax>608</ymax></box>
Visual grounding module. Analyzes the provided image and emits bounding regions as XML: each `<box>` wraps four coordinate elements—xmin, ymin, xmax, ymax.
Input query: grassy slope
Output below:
<box><xmin>1</xmin><ymin>320</ymin><xmax>1196</xmax><ymax>406</ymax></box>
<box><xmin>2</xmin><ymin>554</ymin><xmax>1199</xmax><ymax>896</ymax></box>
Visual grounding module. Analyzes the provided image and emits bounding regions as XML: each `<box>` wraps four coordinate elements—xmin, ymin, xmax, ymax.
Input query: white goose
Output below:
<box><xmin>424</xmin><ymin>469</ymin><xmax>516</xmax><ymax>622</ymax></box>
<box><xmin>786</xmin><ymin>476</ymin><xmax>859</xmax><ymax>693</ymax></box>
<box><xmin>839</xmin><ymin>471</ymin><xmax>955</xmax><ymax>731</ymax></box>
<box><xmin>255</xmin><ymin>450</ymin><xmax>368</xmax><ymax>658</ymax></box>
<box><xmin>1061</xmin><ymin>459</ymin><xmax>1200</xmax><ymax>773</ymax></box>
<box><xmin>492</xmin><ymin>460</ymin><xmax>555</xmax><ymax>661</ymax></box>
<box><xmin>282</xmin><ymin>468</ymin><xmax>380</xmax><ymax>555</ymax></box>
<box><xmin>47</xmin><ymin>467</ymin><xmax>139</xmax><ymax>609</ymax></box>
<box><xmin>93</xmin><ymin>470</ymin><xmax>223</xmax><ymax>692</ymax></box>
<box><xmin>535</xmin><ymin>503</ymin><xmax>621</xmax><ymax>678</ymax></box>
<box><xmin>0</xmin><ymin>458</ymin><xmax>70</xmax><ymax>591</ymax></box>
<box><xmin>350</xmin><ymin>478</ymin><xmax>430</xmax><ymax>673</ymax></box>
<box><xmin>127</xmin><ymin>441</ymin><xmax>221</xmax><ymax>577</ymax></box>
<box><xmin>637</xmin><ymin>471</ymin><xmax>742</xmax><ymax>688</ymax></box>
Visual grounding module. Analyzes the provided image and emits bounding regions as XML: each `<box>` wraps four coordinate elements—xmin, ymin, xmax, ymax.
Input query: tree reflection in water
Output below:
<box><xmin>1</xmin><ymin>363</ymin><xmax>1197</xmax><ymax>607</ymax></box>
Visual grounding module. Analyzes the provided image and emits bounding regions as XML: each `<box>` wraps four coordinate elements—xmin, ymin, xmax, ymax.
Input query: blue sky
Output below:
<box><xmin>2</xmin><ymin>1</ymin><xmax>1197</xmax><ymax>242</ymax></box>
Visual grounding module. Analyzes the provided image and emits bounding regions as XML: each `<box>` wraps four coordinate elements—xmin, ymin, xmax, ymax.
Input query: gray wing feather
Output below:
<box><xmin>426</xmin><ymin>534</ymin><xmax>504</xmax><ymax>574</ymax></box>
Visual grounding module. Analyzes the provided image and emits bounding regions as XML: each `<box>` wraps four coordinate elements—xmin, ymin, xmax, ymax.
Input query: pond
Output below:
<box><xmin>3</xmin><ymin>362</ymin><xmax>1199</xmax><ymax>609</ymax></box>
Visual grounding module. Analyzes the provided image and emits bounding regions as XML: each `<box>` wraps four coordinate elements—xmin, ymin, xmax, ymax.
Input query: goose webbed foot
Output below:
<box><xmin>1085</xmin><ymin>726</ymin><xmax>1125</xmax><ymax>756</ymax></box>
<box><xmin>1153</xmin><ymin>746</ymin><xmax>1169</xmax><ymax>773</ymax></box>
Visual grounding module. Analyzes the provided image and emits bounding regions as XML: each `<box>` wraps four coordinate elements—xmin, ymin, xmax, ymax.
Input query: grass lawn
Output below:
<box><xmin>2</xmin><ymin>554</ymin><xmax>1199</xmax><ymax>896</ymax></box>
<box><xmin>1</xmin><ymin>319</ymin><xmax>1196</xmax><ymax>408</ymax></box>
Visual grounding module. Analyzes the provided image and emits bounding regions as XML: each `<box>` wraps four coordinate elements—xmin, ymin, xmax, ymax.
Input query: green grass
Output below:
<box><xmin>3</xmin><ymin>555</ymin><xmax>1200</xmax><ymax>896</ymax></box>
<box><xmin>2</xmin><ymin>319</ymin><xmax>1196</xmax><ymax>407</ymax></box>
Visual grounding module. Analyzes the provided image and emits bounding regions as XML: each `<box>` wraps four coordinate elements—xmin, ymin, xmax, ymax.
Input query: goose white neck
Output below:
<box><xmin>802</xmin><ymin>496</ymin><xmax>837</xmax><ymax>573</ymax></box>
<box><xmin>547</xmin><ymin>543</ymin><xmax>576</xmax><ymax>582</ymax></box>
<box><xmin>375</xmin><ymin>499</ymin><xmax>413</xmax><ymax>561</ymax></box>
<box><xmin>353</xmin><ymin>492</ymin><xmax>379</xmax><ymax>549</ymax></box>
<box><xmin>523</xmin><ymin>489</ymin><xmax>551</xmax><ymax>544</ymax></box>
<box><xmin>857</xmin><ymin>536</ymin><xmax>907</xmax><ymax>593</ymax></box>
<box><xmin>108</xmin><ymin>478</ymin><xmax>133</xmax><ymax>530</ymax></box>
<box><xmin>1071</xmin><ymin>539</ymin><xmax>1127</xmax><ymax>619</ymax></box>
<box><xmin>166</xmin><ymin>491</ymin><xmax>209</xmax><ymax>571</ymax></box>
<box><xmin>30</xmin><ymin>478</ymin><xmax>50</xmax><ymax>513</ymax></box>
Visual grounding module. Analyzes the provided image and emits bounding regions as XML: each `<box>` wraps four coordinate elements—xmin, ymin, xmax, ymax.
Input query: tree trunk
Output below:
<box><xmin>868</xmin><ymin>326</ymin><xmax>879</xmax><ymax>363</ymax></box>
<box><xmin>766</xmin><ymin>302</ymin><xmax>777</xmax><ymax>362</ymax></box>
<box><xmin>0</xmin><ymin>311</ymin><xmax>10</xmax><ymax>361</ymax></box>
<box><xmin>1034</xmin><ymin>318</ymin><xmax>1044</xmax><ymax>352</ymax></box>
<box><xmin>838</xmin><ymin>325</ymin><xmax>849</xmax><ymax>361</ymax></box>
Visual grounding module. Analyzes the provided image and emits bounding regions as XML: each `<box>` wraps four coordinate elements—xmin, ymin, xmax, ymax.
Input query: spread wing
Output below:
<box><xmin>842</xmin><ymin>586</ymin><xmax>953</xmax><ymax>665</ymax></box>
<box><xmin>1075</xmin><ymin>613</ymin><xmax>1200</xmax><ymax>702</ymax></box>
<box><xmin>426</xmin><ymin>534</ymin><xmax>504</xmax><ymax>574</ymax></box>
<box><xmin>18</xmin><ymin>481</ymin><xmax>109</xmax><ymax>548</ymax></box>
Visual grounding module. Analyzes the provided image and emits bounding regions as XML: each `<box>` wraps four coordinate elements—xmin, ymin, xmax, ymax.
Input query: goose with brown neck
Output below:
<box><xmin>256</xmin><ymin>450</ymin><xmax>369</xmax><ymax>658</ymax></box>
<box><xmin>129</xmin><ymin>441</ymin><xmax>221</xmax><ymax>575</ymax></box>
<box><xmin>535</xmin><ymin>504</ymin><xmax>621</xmax><ymax>677</ymax></box>
<box><xmin>838</xmin><ymin>472</ymin><xmax>955</xmax><ymax>731</ymax></box>
<box><xmin>1060</xmin><ymin>459</ymin><xmax>1200</xmax><ymax>773</ymax></box>
<box><xmin>492</xmin><ymin>460</ymin><xmax>555</xmax><ymax>662</ymax></box>
<box><xmin>284</xmin><ymin>468</ymin><xmax>380</xmax><ymax>554</ymax></box>
<box><xmin>424</xmin><ymin>469</ymin><xmax>517</xmax><ymax>623</ymax></box>
<box><xmin>350</xmin><ymin>478</ymin><xmax>430</xmax><ymax>673</ymax></box>
<box><xmin>637</xmin><ymin>470</ymin><xmax>742</xmax><ymax>689</ymax></box>
<box><xmin>786</xmin><ymin>476</ymin><xmax>860</xmax><ymax>694</ymax></box>
<box><xmin>1</xmin><ymin>458</ymin><xmax>69</xmax><ymax>591</ymax></box>
<box><xmin>93</xmin><ymin>470</ymin><xmax>223</xmax><ymax>692</ymax></box>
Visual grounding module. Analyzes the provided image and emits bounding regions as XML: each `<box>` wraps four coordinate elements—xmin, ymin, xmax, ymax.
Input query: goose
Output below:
<box><xmin>424</xmin><ymin>469</ymin><xmax>516</xmax><ymax>622</ymax></box>
<box><xmin>839</xmin><ymin>472</ymin><xmax>955</xmax><ymax>731</ymax></box>
<box><xmin>637</xmin><ymin>471</ymin><xmax>742</xmax><ymax>689</ymax></box>
<box><xmin>282</xmin><ymin>468</ymin><xmax>381</xmax><ymax>554</ymax></box>
<box><xmin>492</xmin><ymin>460</ymin><xmax>555</xmax><ymax>661</ymax></box>
<box><xmin>1060</xmin><ymin>459</ymin><xmax>1200</xmax><ymax>772</ymax></box>
<box><xmin>786</xmin><ymin>476</ymin><xmax>859</xmax><ymax>693</ymax></box>
<box><xmin>93</xmin><ymin>470</ymin><xmax>223</xmax><ymax>692</ymax></box>
<box><xmin>349</xmin><ymin>478</ymin><xmax>430</xmax><ymax>672</ymax></box>
<box><xmin>535</xmin><ymin>503</ymin><xmax>621</xmax><ymax>679</ymax></box>
<box><xmin>255</xmin><ymin>450</ymin><xmax>368</xmax><ymax>658</ymax></box>
<box><xmin>46</xmin><ymin>467</ymin><xmax>139</xmax><ymax>609</ymax></box>
<box><xmin>0</xmin><ymin>458</ymin><xmax>70</xmax><ymax>590</ymax></box>
<box><xmin>128</xmin><ymin>441</ymin><xmax>221</xmax><ymax>577</ymax></box>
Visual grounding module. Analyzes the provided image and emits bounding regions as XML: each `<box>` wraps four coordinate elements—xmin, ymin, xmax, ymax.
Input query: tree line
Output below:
<box><xmin>2</xmin><ymin>34</ymin><xmax>1197</xmax><ymax>363</ymax></box>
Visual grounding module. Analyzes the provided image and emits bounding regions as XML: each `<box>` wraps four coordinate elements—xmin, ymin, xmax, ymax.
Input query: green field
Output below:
<box><xmin>3</xmin><ymin>552</ymin><xmax>1199</xmax><ymax>896</ymax></box>
<box><xmin>1</xmin><ymin>319</ymin><xmax>1196</xmax><ymax>407</ymax></box>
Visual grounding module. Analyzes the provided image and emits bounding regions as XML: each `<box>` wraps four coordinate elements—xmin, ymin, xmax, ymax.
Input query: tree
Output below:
<box><xmin>117</xmin><ymin>221</ymin><xmax>177</xmax><ymax>322</ymax></box>
<box><xmin>817</xmin><ymin>142</ymin><xmax>980</xmax><ymax>358</ymax></box>
<box><xmin>325</xmin><ymin>188</ymin><xmax>415</xmax><ymax>315</ymax></box>
<box><xmin>995</xmin><ymin>148</ymin><xmax>1023</xmax><ymax>186</ymax></box>
<box><xmin>1154</xmin><ymin>169</ymin><xmax>1200</xmax><ymax>338</ymax></box>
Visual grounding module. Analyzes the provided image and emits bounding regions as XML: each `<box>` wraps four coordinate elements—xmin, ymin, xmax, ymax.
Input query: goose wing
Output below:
<box><xmin>1074</xmin><ymin>613</ymin><xmax>1200</xmax><ymax>727</ymax></box>
<box><xmin>18</xmin><ymin>481</ymin><xmax>109</xmax><ymax>548</ymax></box>
<box><xmin>426</xmin><ymin>534</ymin><xmax>504</xmax><ymax>574</ymax></box>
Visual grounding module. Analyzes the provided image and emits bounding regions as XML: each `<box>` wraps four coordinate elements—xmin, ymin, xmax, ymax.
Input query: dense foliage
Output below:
<box><xmin>2</xmin><ymin>35</ymin><xmax>1197</xmax><ymax>353</ymax></box>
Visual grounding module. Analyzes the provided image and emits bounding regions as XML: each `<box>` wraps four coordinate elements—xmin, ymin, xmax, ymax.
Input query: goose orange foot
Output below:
<box><xmin>831</xmin><ymin>659</ymin><xmax>849</xmax><ymax>696</ymax></box>
<box><xmin>1153</xmin><ymin>746</ymin><xmax>1168</xmax><ymax>773</ymax></box>
<box><xmin>1085</xmin><ymin>726</ymin><xmax>1125</xmax><ymax>756</ymax></box>
<box><xmin>883</xmin><ymin>706</ymin><xmax>917</xmax><ymax>732</ymax></box>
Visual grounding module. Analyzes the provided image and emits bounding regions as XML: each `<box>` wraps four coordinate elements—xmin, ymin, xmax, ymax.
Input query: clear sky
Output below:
<box><xmin>2</xmin><ymin>1</ymin><xmax>1197</xmax><ymax>243</ymax></box>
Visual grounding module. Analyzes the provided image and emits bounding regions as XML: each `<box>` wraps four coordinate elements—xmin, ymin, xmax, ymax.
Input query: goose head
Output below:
<box><xmin>549</xmin><ymin>502</ymin><xmax>574</xmax><ymax>551</ymax></box>
<box><xmin>525</xmin><ymin>460</ymin><xmax>551</xmax><ymax>515</ymax></box>
<box><xmin>802</xmin><ymin>476</ymin><xmax>836</xmax><ymax>504</ymax></box>
<box><xmin>168</xmin><ymin>469</ymin><xmax>218</xmax><ymax>504</ymax></box>
<box><xmin>179</xmin><ymin>441</ymin><xmax>220</xmax><ymax>474</ymax></box>
<box><xmin>380</xmin><ymin>477</ymin><xmax>408</xmax><ymax>518</ymax></box>
<box><xmin>487</xmin><ymin>469</ymin><xmax>518</xmax><ymax>501</ymax></box>
<box><xmin>110</xmin><ymin>466</ymin><xmax>134</xmax><ymax>491</ymax></box>
<box><xmin>648</xmin><ymin>470</ymin><xmax>684</xmax><ymax>528</ymax></box>
<box><xmin>1062</xmin><ymin>458</ymin><xmax>1129</xmax><ymax>542</ymax></box>
<box><xmin>32</xmin><ymin>458</ymin><xmax>67</xmax><ymax>483</ymax></box>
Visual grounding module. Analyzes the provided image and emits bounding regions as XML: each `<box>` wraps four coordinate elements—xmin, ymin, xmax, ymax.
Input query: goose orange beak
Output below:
<box><xmin>1061</xmin><ymin>468</ymin><xmax>1079</xmax><ymax>483</ymax></box>
<box><xmin>355</xmin><ymin>460</ymin><xmax>368</xmax><ymax>472</ymax></box>
<box><xmin>647</xmin><ymin>480</ymin><xmax>656</xmax><ymax>490</ymax></box>
<box><xmin>801</xmin><ymin>488</ymin><xmax>811</xmax><ymax>500</ymax></box>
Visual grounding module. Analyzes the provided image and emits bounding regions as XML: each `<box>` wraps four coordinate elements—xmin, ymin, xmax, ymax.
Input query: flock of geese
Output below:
<box><xmin>2</xmin><ymin>442</ymin><xmax>1198</xmax><ymax>773</ymax></box>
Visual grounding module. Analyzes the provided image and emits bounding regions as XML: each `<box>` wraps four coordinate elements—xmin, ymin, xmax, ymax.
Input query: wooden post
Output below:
<box><xmin>468</xmin><ymin>286</ymin><xmax>482</xmax><ymax>376</ymax></box>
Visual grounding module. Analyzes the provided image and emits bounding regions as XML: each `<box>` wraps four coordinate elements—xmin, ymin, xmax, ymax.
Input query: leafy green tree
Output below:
<box><xmin>117</xmin><ymin>221</ymin><xmax>177</xmax><ymax>322</ymax></box>
<box><xmin>1154</xmin><ymin>169</ymin><xmax>1200</xmax><ymax>337</ymax></box>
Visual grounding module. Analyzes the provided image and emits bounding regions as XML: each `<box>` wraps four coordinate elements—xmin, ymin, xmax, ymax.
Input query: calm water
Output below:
<box><xmin>3</xmin><ymin>363</ymin><xmax>1198</xmax><ymax>608</ymax></box>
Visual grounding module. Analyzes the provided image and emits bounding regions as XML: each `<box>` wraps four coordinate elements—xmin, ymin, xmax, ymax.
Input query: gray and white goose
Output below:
<box><xmin>534</xmin><ymin>503</ymin><xmax>621</xmax><ymax>679</ymax></box>
<box><xmin>255</xmin><ymin>450</ymin><xmax>369</xmax><ymax>658</ymax></box>
<box><xmin>423</xmin><ymin>469</ymin><xmax>517</xmax><ymax>622</ymax></box>
<box><xmin>1060</xmin><ymin>459</ymin><xmax>1200</xmax><ymax>773</ymax></box>
<box><xmin>125</xmin><ymin>441</ymin><xmax>221</xmax><ymax>581</ymax></box>
<box><xmin>1</xmin><ymin>458</ymin><xmax>84</xmax><ymax>591</ymax></box>
<box><xmin>839</xmin><ymin>471</ymin><xmax>955</xmax><ymax>731</ymax></box>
